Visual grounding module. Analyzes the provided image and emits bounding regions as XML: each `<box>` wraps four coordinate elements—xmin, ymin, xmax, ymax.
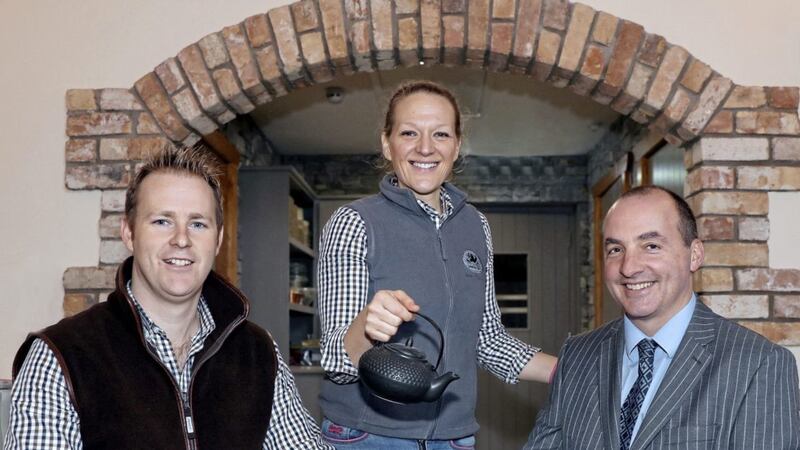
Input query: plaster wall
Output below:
<box><xmin>769</xmin><ymin>192</ymin><xmax>800</xmax><ymax>269</ymax></box>
<box><xmin>1</xmin><ymin>0</ymin><xmax>798</xmax><ymax>378</ymax></box>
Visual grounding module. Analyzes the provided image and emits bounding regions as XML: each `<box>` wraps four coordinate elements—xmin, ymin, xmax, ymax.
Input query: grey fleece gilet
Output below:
<box><xmin>319</xmin><ymin>176</ymin><xmax>488</xmax><ymax>440</ymax></box>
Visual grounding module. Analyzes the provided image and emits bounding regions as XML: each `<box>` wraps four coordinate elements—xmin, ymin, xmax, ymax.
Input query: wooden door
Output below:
<box><xmin>475</xmin><ymin>206</ymin><xmax>580</xmax><ymax>449</ymax></box>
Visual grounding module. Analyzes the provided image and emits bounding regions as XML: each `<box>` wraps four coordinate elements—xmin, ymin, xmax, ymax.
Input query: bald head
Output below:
<box><xmin>605</xmin><ymin>186</ymin><xmax>697</xmax><ymax>248</ymax></box>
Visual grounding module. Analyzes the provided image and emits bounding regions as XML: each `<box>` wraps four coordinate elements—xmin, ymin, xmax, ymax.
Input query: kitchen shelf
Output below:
<box><xmin>289</xmin><ymin>303</ymin><xmax>316</xmax><ymax>315</ymax></box>
<box><xmin>290</xmin><ymin>365</ymin><xmax>325</xmax><ymax>374</ymax></box>
<box><xmin>289</xmin><ymin>237</ymin><xmax>315</xmax><ymax>258</ymax></box>
<box><xmin>499</xmin><ymin>307</ymin><xmax>529</xmax><ymax>314</ymax></box>
<box><xmin>496</xmin><ymin>294</ymin><xmax>528</xmax><ymax>301</ymax></box>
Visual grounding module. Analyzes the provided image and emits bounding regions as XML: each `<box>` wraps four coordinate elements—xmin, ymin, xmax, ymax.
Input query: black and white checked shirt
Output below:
<box><xmin>318</xmin><ymin>184</ymin><xmax>539</xmax><ymax>385</ymax></box>
<box><xmin>4</xmin><ymin>282</ymin><xmax>331</xmax><ymax>450</ymax></box>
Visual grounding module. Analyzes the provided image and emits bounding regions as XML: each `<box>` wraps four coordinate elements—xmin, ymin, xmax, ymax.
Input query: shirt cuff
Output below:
<box><xmin>321</xmin><ymin>326</ymin><xmax>359</xmax><ymax>384</ymax></box>
<box><xmin>505</xmin><ymin>344</ymin><xmax>540</xmax><ymax>384</ymax></box>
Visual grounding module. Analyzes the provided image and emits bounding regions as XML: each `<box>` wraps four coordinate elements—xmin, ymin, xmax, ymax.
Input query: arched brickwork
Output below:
<box><xmin>63</xmin><ymin>0</ymin><xmax>800</xmax><ymax>344</ymax></box>
<box><xmin>68</xmin><ymin>0</ymin><xmax>747</xmax><ymax>149</ymax></box>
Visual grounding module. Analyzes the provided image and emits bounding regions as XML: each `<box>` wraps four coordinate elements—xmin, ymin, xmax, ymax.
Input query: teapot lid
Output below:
<box><xmin>384</xmin><ymin>343</ymin><xmax>427</xmax><ymax>361</ymax></box>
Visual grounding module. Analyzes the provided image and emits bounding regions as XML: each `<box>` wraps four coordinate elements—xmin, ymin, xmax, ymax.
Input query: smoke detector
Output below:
<box><xmin>325</xmin><ymin>86</ymin><xmax>344</xmax><ymax>104</ymax></box>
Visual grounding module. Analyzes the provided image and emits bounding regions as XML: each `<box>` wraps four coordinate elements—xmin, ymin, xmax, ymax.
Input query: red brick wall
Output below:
<box><xmin>688</xmin><ymin>85</ymin><xmax>800</xmax><ymax>345</ymax></box>
<box><xmin>62</xmin><ymin>0</ymin><xmax>800</xmax><ymax>343</ymax></box>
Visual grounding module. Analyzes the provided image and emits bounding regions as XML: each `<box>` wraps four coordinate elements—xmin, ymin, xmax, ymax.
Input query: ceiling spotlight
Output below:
<box><xmin>325</xmin><ymin>86</ymin><xmax>344</xmax><ymax>104</ymax></box>
<box><xmin>419</xmin><ymin>60</ymin><xmax>425</xmax><ymax>66</ymax></box>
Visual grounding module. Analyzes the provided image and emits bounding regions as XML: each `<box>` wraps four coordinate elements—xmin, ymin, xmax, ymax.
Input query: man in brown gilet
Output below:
<box><xmin>4</xmin><ymin>144</ymin><xmax>331</xmax><ymax>449</ymax></box>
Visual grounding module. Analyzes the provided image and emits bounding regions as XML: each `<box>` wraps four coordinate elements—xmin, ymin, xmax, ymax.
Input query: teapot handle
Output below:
<box><xmin>414</xmin><ymin>312</ymin><xmax>445</xmax><ymax>371</ymax></box>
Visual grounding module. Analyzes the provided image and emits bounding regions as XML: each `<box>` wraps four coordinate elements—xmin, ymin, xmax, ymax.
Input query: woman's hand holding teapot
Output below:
<box><xmin>364</xmin><ymin>290</ymin><xmax>420</xmax><ymax>342</ymax></box>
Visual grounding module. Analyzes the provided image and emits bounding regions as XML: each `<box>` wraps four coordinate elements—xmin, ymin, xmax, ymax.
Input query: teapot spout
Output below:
<box><xmin>423</xmin><ymin>372</ymin><xmax>459</xmax><ymax>402</ymax></box>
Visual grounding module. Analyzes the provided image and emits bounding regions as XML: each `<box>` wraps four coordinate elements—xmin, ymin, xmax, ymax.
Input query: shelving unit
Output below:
<box><xmin>239</xmin><ymin>167</ymin><xmax>319</xmax><ymax>364</ymax></box>
<box><xmin>494</xmin><ymin>254</ymin><xmax>529</xmax><ymax>329</ymax></box>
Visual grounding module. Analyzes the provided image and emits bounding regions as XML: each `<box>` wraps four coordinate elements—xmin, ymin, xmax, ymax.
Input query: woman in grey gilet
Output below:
<box><xmin>317</xmin><ymin>80</ymin><xmax>557</xmax><ymax>449</ymax></box>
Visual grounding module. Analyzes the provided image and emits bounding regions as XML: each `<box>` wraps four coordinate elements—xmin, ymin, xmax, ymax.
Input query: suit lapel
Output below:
<box><xmin>598</xmin><ymin>320</ymin><xmax>623</xmax><ymax>450</ymax></box>
<box><xmin>630</xmin><ymin>303</ymin><xmax>717</xmax><ymax>450</ymax></box>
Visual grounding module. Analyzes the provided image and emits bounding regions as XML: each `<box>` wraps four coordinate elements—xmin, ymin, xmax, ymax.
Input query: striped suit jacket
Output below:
<box><xmin>525</xmin><ymin>302</ymin><xmax>800</xmax><ymax>449</ymax></box>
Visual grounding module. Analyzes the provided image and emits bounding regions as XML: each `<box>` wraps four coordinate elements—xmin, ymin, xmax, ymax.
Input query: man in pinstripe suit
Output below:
<box><xmin>525</xmin><ymin>185</ymin><xmax>800</xmax><ymax>450</ymax></box>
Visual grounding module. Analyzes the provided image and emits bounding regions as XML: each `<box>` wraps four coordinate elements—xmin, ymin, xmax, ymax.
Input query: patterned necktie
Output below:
<box><xmin>619</xmin><ymin>338</ymin><xmax>656</xmax><ymax>450</ymax></box>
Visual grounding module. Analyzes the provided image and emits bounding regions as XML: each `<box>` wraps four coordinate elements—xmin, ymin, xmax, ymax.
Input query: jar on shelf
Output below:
<box><xmin>289</xmin><ymin>262</ymin><xmax>308</xmax><ymax>286</ymax></box>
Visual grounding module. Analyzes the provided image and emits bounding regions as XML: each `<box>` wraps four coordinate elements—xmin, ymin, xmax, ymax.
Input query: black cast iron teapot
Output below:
<box><xmin>358</xmin><ymin>312</ymin><xmax>459</xmax><ymax>404</ymax></box>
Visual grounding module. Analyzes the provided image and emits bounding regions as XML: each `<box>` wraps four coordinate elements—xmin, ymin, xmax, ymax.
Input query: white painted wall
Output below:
<box><xmin>0</xmin><ymin>0</ymin><xmax>285</xmax><ymax>380</ymax></box>
<box><xmin>769</xmin><ymin>192</ymin><xmax>800</xmax><ymax>268</ymax></box>
<box><xmin>583</xmin><ymin>0</ymin><xmax>800</xmax><ymax>87</ymax></box>
<box><xmin>1</xmin><ymin>0</ymin><xmax>799</xmax><ymax>379</ymax></box>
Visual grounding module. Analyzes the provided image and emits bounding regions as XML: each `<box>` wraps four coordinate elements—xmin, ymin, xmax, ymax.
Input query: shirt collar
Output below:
<box><xmin>125</xmin><ymin>279</ymin><xmax>215</xmax><ymax>338</ymax></box>
<box><xmin>623</xmin><ymin>294</ymin><xmax>696</xmax><ymax>359</ymax></box>
<box><xmin>388</xmin><ymin>175</ymin><xmax>453</xmax><ymax>221</ymax></box>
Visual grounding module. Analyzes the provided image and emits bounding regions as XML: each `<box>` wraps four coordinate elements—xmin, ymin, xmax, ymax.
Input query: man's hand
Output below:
<box><xmin>364</xmin><ymin>290</ymin><xmax>419</xmax><ymax>342</ymax></box>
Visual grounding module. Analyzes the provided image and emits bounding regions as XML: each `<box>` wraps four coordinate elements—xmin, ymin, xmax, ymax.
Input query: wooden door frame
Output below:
<box><xmin>631</xmin><ymin>133</ymin><xmax>668</xmax><ymax>188</ymax></box>
<box><xmin>203</xmin><ymin>131</ymin><xmax>240</xmax><ymax>285</ymax></box>
<box><xmin>590</xmin><ymin>152</ymin><xmax>632</xmax><ymax>328</ymax></box>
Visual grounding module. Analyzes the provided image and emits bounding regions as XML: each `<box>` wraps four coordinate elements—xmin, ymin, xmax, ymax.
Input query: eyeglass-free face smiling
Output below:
<box><xmin>121</xmin><ymin>171</ymin><xmax>223</xmax><ymax>308</ymax></box>
<box><xmin>603</xmin><ymin>191</ymin><xmax>704</xmax><ymax>336</ymax></box>
<box><xmin>381</xmin><ymin>92</ymin><xmax>461</xmax><ymax>212</ymax></box>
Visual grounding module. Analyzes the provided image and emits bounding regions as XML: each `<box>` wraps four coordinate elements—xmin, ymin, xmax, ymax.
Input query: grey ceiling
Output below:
<box><xmin>249</xmin><ymin>65</ymin><xmax>620</xmax><ymax>157</ymax></box>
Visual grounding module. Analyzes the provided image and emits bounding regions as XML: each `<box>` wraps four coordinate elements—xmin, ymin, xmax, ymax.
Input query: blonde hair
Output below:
<box><xmin>125</xmin><ymin>142</ymin><xmax>224</xmax><ymax>229</ymax></box>
<box><xmin>382</xmin><ymin>80</ymin><xmax>462</xmax><ymax>139</ymax></box>
<box><xmin>379</xmin><ymin>80</ymin><xmax>465</xmax><ymax>173</ymax></box>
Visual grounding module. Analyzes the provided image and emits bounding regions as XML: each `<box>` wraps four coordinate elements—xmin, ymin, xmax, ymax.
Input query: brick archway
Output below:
<box><xmin>77</xmin><ymin>0</ymin><xmax>741</xmax><ymax>149</ymax></box>
<box><xmin>63</xmin><ymin>0</ymin><xmax>800</xmax><ymax>343</ymax></box>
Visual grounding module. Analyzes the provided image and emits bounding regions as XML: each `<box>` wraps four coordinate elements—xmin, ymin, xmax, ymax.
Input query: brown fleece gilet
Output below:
<box><xmin>13</xmin><ymin>258</ymin><xmax>277</xmax><ymax>450</ymax></box>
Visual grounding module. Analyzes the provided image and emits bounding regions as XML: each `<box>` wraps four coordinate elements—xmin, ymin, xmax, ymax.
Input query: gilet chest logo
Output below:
<box><xmin>462</xmin><ymin>250</ymin><xmax>483</xmax><ymax>274</ymax></box>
